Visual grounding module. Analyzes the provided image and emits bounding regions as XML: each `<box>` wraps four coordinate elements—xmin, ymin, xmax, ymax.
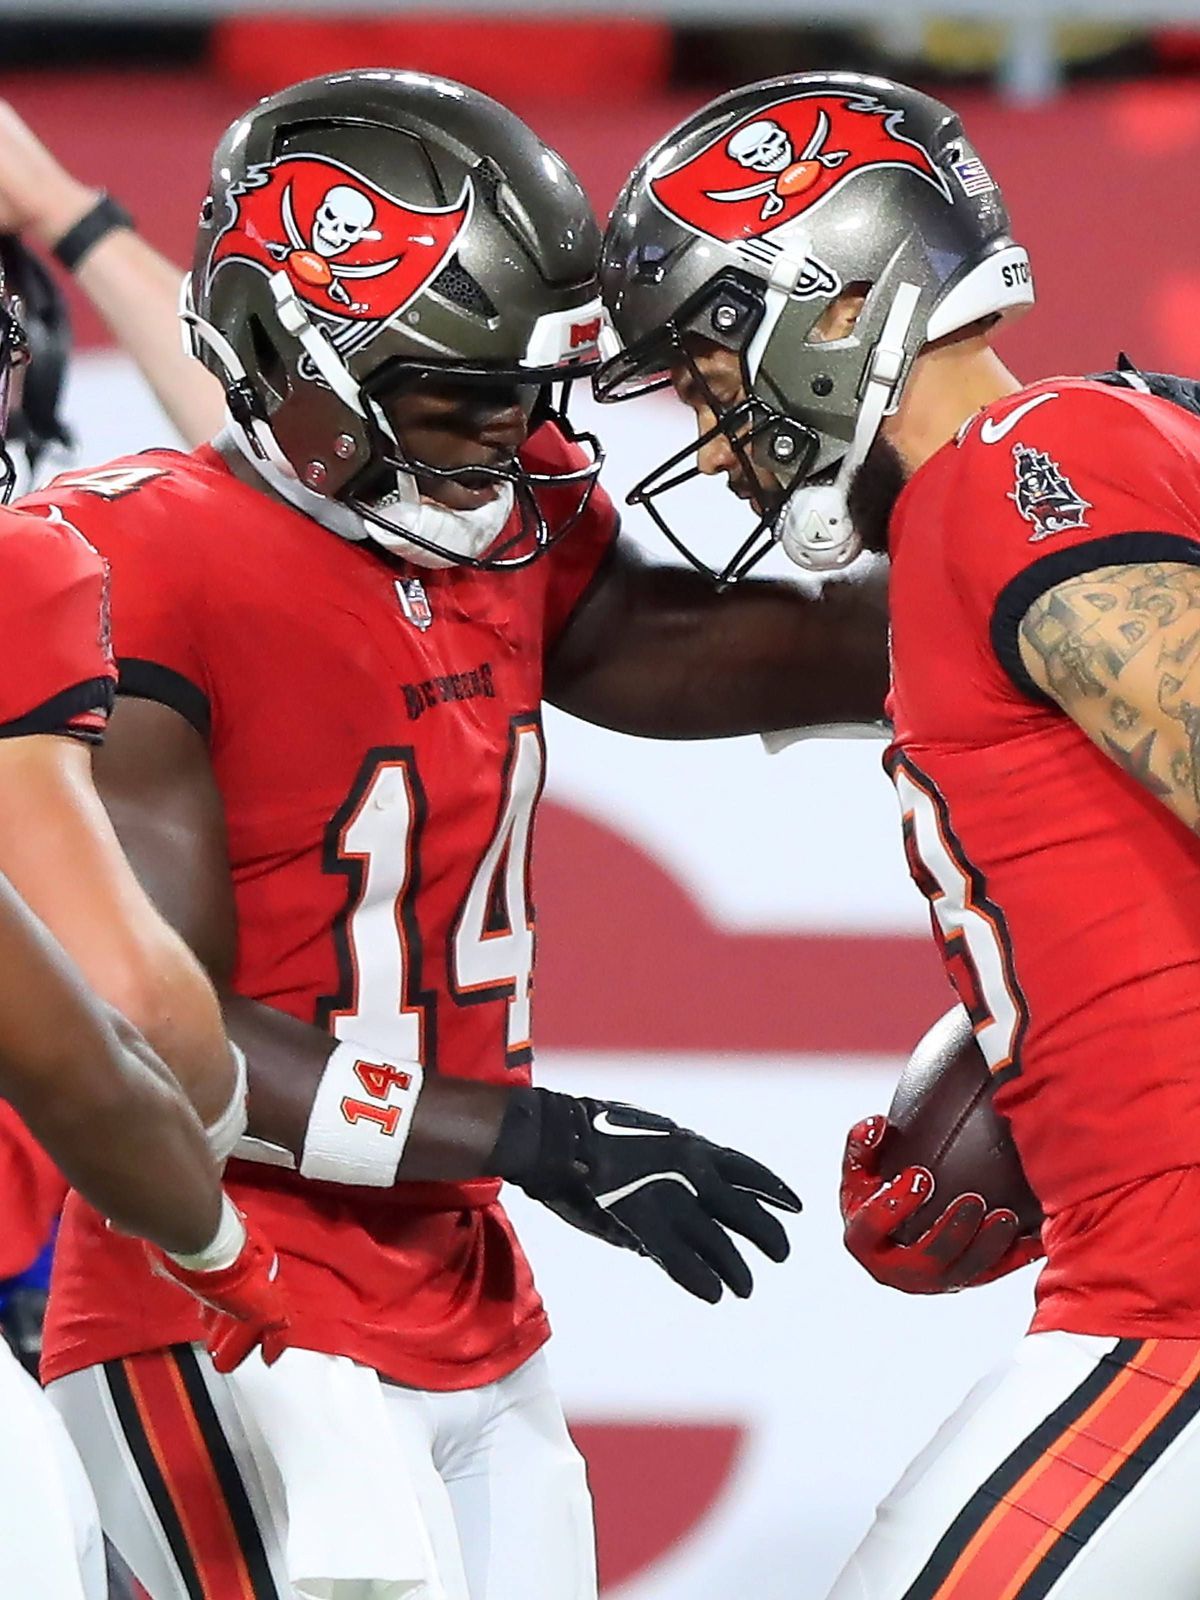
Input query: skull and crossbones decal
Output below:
<box><xmin>706</xmin><ymin>110</ymin><xmax>850</xmax><ymax>221</ymax></box>
<box><xmin>266</xmin><ymin>181</ymin><xmax>402</xmax><ymax>311</ymax></box>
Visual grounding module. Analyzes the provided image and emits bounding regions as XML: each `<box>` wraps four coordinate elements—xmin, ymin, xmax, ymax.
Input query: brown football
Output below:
<box><xmin>878</xmin><ymin>1005</ymin><xmax>1042</xmax><ymax>1245</ymax></box>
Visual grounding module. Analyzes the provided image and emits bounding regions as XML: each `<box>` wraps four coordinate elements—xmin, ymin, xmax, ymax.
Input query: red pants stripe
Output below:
<box><xmin>104</xmin><ymin>1346</ymin><xmax>280</xmax><ymax>1599</ymax></box>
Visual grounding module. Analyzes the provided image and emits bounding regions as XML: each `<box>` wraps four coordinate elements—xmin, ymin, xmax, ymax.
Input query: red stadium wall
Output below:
<box><xmin>4</xmin><ymin>71</ymin><xmax>1200</xmax><ymax>381</ymax></box>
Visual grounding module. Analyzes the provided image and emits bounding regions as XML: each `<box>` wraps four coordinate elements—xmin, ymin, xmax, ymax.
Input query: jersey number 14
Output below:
<box><xmin>320</xmin><ymin>718</ymin><xmax>544</xmax><ymax>1074</ymax></box>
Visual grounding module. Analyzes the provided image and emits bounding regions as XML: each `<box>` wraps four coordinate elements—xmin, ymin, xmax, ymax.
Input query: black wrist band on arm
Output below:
<box><xmin>52</xmin><ymin>193</ymin><xmax>134</xmax><ymax>273</ymax></box>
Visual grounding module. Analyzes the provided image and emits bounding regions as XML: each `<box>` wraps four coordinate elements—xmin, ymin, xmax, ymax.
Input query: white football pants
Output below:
<box><xmin>50</xmin><ymin>1344</ymin><xmax>596</xmax><ymax>1600</ymax></box>
<box><xmin>829</xmin><ymin>1329</ymin><xmax>1200</xmax><ymax>1599</ymax></box>
<box><xmin>0</xmin><ymin>1342</ymin><xmax>105</xmax><ymax>1597</ymax></box>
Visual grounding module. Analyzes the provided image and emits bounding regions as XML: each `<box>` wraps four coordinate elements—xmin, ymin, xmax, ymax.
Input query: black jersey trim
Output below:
<box><xmin>116</xmin><ymin>657</ymin><xmax>211</xmax><ymax>739</ymax></box>
<box><xmin>989</xmin><ymin>532</ymin><xmax>1200</xmax><ymax>702</ymax></box>
<box><xmin>0</xmin><ymin>676</ymin><xmax>114</xmax><ymax>742</ymax></box>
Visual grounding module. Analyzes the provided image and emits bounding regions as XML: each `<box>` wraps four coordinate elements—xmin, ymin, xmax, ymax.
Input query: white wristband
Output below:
<box><xmin>205</xmin><ymin>1043</ymin><xmax>249</xmax><ymax>1164</ymax></box>
<box><xmin>298</xmin><ymin>1041</ymin><xmax>423</xmax><ymax>1186</ymax></box>
<box><xmin>166</xmin><ymin>1192</ymin><xmax>246</xmax><ymax>1273</ymax></box>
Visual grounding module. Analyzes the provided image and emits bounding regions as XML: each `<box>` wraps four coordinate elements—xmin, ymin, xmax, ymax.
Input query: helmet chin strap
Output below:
<box><xmin>219</xmin><ymin>400</ymin><xmax>515</xmax><ymax>568</ymax></box>
<box><xmin>778</xmin><ymin>280</ymin><xmax>922</xmax><ymax>572</ymax></box>
<box><xmin>183</xmin><ymin>272</ymin><xmax>515</xmax><ymax>567</ymax></box>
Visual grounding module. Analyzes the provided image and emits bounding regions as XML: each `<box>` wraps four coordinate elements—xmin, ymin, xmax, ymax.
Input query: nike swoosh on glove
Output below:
<box><xmin>491</xmin><ymin>1088</ymin><xmax>801</xmax><ymax>1303</ymax></box>
<box><xmin>150</xmin><ymin>1211</ymin><xmax>291</xmax><ymax>1373</ymax></box>
<box><xmin>840</xmin><ymin>1115</ymin><xmax>1044</xmax><ymax>1294</ymax></box>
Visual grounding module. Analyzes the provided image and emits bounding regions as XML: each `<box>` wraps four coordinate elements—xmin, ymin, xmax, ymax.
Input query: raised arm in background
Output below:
<box><xmin>0</xmin><ymin>100</ymin><xmax>224</xmax><ymax>446</ymax></box>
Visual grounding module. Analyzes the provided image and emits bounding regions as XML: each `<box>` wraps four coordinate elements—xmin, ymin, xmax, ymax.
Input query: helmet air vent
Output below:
<box><xmin>429</xmin><ymin>259</ymin><xmax>498</xmax><ymax>319</ymax></box>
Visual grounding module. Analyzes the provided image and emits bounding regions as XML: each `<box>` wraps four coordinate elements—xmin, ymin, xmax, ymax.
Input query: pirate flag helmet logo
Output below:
<box><xmin>209</xmin><ymin>155</ymin><xmax>471</xmax><ymax>348</ymax></box>
<box><xmin>649</xmin><ymin>90</ymin><xmax>951</xmax><ymax>244</ymax></box>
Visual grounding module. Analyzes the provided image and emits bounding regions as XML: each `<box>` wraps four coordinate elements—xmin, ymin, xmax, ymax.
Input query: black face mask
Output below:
<box><xmin>0</xmin><ymin>236</ymin><xmax>71</xmax><ymax>484</ymax></box>
<box><xmin>847</xmin><ymin>432</ymin><xmax>908</xmax><ymax>558</ymax></box>
<box><xmin>0</xmin><ymin>291</ymin><xmax>30</xmax><ymax>505</ymax></box>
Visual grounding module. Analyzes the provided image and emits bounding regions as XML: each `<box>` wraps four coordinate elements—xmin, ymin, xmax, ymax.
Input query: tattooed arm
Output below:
<box><xmin>1017</xmin><ymin>560</ymin><xmax>1200</xmax><ymax>826</ymax></box>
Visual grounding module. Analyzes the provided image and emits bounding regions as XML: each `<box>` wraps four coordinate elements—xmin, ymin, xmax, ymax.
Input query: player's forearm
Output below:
<box><xmin>102</xmin><ymin>921</ymin><xmax>241</xmax><ymax>1130</ymax></box>
<box><xmin>0</xmin><ymin>880</ymin><xmax>222</xmax><ymax>1253</ymax></box>
<box><xmin>223</xmin><ymin>992</ymin><xmax>510</xmax><ymax>1180</ymax></box>
<box><xmin>72</xmin><ymin>233</ymin><xmax>225</xmax><ymax>447</ymax></box>
<box><xmin>18</xmin><ymin>866</ymin><xmax>239</xmax><ymax>1130</ymax></box>
<box><xmin>0</xmin><ymin>737</ymin><xmax>239</xmax><ymax>1128</ymax></box>
<box><xmin>548</xmin><ymin>551</ymin><xmax>889</xmax><ymax>738</ymax></box>
<box><xmin>25</xmin><ymin>1013</ymin><xmax>225</xmax><ymax>1256</ymax></box>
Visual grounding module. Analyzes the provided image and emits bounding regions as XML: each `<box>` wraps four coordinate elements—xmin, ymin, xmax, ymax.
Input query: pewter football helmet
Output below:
<box><xmin>595</xmin><ymin>72</ymin><xmax>1033</xmax><ymax>577</ymax></box>
<box><xmin>185</xmin><ymin>69</ymin><xmax>605</xmax><ymax>568</ymax></box>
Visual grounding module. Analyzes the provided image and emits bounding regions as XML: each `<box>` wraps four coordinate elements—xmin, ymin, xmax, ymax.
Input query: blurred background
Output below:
<box><xmin>4</xmin><ymin>1</ymin><xmax>1199</xmax><ymax>1595</ymax></box>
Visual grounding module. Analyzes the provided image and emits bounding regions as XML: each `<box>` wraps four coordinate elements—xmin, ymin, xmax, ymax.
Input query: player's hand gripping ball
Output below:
<box><xmin>151</xmin><ymin>1210</ymin><xmax>291</xmax><ymax>1372</ymax></box>
<box><xmin>840</xmin><ymin>1007</ymin><xmax>1044</xmax><ymax>1294</ymax></box>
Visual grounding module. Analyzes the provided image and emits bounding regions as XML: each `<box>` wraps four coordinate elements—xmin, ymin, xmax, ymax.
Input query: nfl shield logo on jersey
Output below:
<box><xmin>396</xmin><ymin>577</ymin><xmax>434</xmax><ymax>630</ymax></box>
<box><xmin>1008</xmin><ymin>443</ymin><xmax>1091</xmax><ymax>541</ymax></box>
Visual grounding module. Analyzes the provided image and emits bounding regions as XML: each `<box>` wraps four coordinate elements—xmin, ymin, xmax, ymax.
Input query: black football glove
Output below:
<box><xmin>490</xmin><ymin>1088</ymin><xmax>801</xmax><ymax>1303</ymax></box>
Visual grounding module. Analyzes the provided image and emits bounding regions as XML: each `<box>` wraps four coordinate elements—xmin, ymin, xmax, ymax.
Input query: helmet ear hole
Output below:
<box><xmin>248</xmin><ymin>313</ymin><xmax>290</xmax><ymax>408</ymax></box>
<box><xmin>805</xmin><ymin>281</ymin><xmax>872</xmax><ymax>346</ymax></box>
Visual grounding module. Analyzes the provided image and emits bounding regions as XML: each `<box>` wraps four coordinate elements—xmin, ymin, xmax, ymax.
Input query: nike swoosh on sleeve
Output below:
<box><xmin>978</xmin><ymin>391</ymin><xmax>1059</xmax><ymax>444</ymax></box>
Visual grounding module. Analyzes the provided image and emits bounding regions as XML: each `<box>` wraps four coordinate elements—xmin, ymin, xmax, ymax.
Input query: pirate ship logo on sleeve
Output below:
<box><xmin>1008</xmin><ymin>443</ymin><xmax>1092</xmax><ymax>541</ymax></box>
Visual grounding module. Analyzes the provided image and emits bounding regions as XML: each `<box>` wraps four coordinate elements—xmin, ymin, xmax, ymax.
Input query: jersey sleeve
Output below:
<box><xmin>29</xmin><ymin>464</ymin><xmax>213</xmax><ymax>739</ymax></box>
<box><xmin>0</xmin><ymin>507</ymin><xmax>115</xmax><ymax>741</ymax></box>
<box><xmin>948</xmin><ymin>384</ymin><xmax>1200</xmax><ymax>700</ymax></box>
<box><xmin>525</xmin><ymin>424</ymin><xmax>618</xmax><ymax>645</ymax></box>
<box><xmin>0</xmin><ymin>1103</ymin><xmax>66</xmax><ymax>1280</ymax></box>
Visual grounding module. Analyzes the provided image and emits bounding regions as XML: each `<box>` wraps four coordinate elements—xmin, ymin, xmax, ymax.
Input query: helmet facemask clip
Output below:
<box><xmin>778</xmin><ymin>278</ymin><xmax>922</xmax><ymax>571</ymax></box>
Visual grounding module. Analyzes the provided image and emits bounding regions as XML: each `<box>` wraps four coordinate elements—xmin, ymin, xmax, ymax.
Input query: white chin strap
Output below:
<box><xmin>182</xmin><ymin>271</ymin><xmax>515</xmax><ymax>569</ymax></box>
<box><xmin>778</xmin><ymin>281</ymin><xmax>922</xmax><ymax>572</ymax></box>
<box><xmin>363</xmin><ymin>472</ymin><xmax>515</xmax><ymax>569</ymax></box>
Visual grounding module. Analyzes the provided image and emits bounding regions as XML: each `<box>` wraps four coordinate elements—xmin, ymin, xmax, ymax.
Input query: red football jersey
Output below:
<box><xmin>0</xmin><ymin>1104</ymin><xmax>66</xmax><ymax>1280</ymax></box>
<box><xmin>0</xmin><ymin>502</ymin><xmax>113</xmax><ymax>1279</ymax></box>
<box><xmin>0</xmin><ymin>502</ymin><xmax>114</xmax><ymax>739</ymax></box>
<box><xmin>34</xmin><ymin>429</ymin><xmax>617</xmax><ymax>1388</ymax></box>
<box><xmin>887</xmin><ymin>377</ymin><xmax>1200</xmax><ymax>1337</ymax></box>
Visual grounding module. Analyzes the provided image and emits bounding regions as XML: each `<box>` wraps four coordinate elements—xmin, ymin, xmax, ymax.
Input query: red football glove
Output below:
<box><xmin>839</xmin><ymin>1115</ymin><xmax>1044</xmax><ymax>1294</ymax></box>
<box><xmin>150</xmin><ymin>1211</ymin><xmax>291</xmax><ymax>1373</ymax></box>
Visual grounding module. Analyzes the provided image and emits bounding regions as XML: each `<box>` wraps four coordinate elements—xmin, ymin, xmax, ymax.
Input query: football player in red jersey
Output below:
<box><xmin>0</xmin><ymin>70</ymin><xmax>913</xmax><ymax>1600</ymax></box>
<box><xmin>598</xmin><ymin>68</ymin><xmax>1200</xmax><ymax>1600</ymax></box>
<box><xmin>0</xmin><ymin>219</ymin><xmax>290</xmax><ymax>1600</ymax></box>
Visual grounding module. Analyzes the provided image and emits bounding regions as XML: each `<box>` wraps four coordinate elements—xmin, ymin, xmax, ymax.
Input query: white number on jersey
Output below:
<box><xmin>451</xmin><ymin>721</ymin><xmax>544</xmax><ymax>1063</ymax></box>
<box><xmin>54</xmin><ymin>466</ymin><xmax>166</xmax><ymax>500</ymax></box>
<box><xmin>320</xmin><ymin>718</ymin><xmax>544</xmax><ymax>1068</ymax></box>
<box><xmin>890</xmin><ymin>754</ymin><xmax>1028</xmax><ymax>1079</ymax></box>
<box><xmin>322</xmin><ymin>756</ymin><xmax>428</xmax><ymax>1065</ymax></box>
